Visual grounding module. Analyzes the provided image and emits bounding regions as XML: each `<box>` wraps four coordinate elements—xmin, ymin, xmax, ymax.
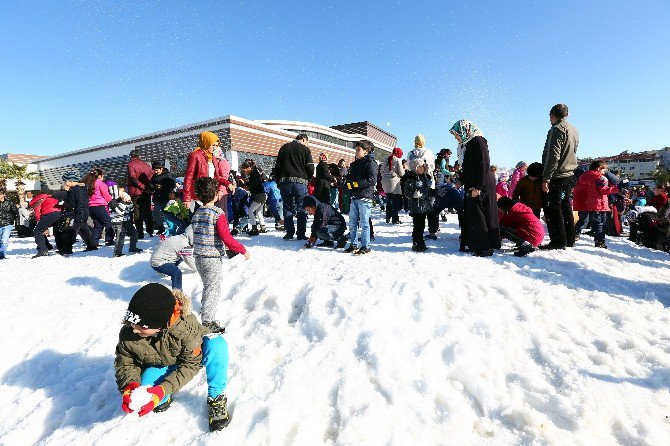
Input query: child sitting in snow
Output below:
<box><xmin>115</xmin><ymin>283</ymin><xmax>231</xmax><ymax>432</ymax></box>
<box><xmin>162</xmin><ymin>191</ymin><xmax>190</xmax><ymax>237</ymax></box>
<box><xmin>497</xmin><ymin>197</ymin><xmax>545</xmax><ymax>257</ymax></box>
<box><xmin>150</xmin><ymin>225</ymin><xmax>196</xmax><ymax>290</ymax></box>
<box><xmin>191</xmin><ymin>177</ymin><xmax>249</xmax><ymax>333</ymax></box>
<box><xmin>302</xmin><ymin>195</ymin><xmax>348</xmax><ymax>249</ymax></box>
<box><xmin>109</xmin><ymin>188</ymin><xmax>142</xmax><ymax>257</ymax></box>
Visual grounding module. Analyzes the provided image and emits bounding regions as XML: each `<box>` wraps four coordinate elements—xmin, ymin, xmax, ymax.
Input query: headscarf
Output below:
<box><xmin>198</xmin><ymin>131</ymin><xmax>219</xmax><ymax>161</ymax></box>
<box><xmin>414</xmin><ymin>134</ymin><xmax>426</xmax><ymax>148</ymax></box>
<box><xmin>515</xmin><ymin>161</ymin><xmax>528</xmax><ymax>169</ymax></box>
<box><xmin>389</xmin><ymin>147</ymin><xmax>403</xmax><ymax>170</ymax></box>
<box><xmin>450</xmin><ymin>120</ymin><xmax>484</xmax><ymax>165</ymax></box>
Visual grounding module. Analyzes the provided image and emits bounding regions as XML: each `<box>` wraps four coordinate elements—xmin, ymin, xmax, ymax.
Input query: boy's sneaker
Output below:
<box><xmin>343</xmin><ymin>244</ymin><xmax>357</xmax><ymax>253</ymax></box>
<box><xmin>207</xmin><ymin>394</ymin><xmax>231</xmax><ymax>432</ymax></box>
<box><xmin>595</xmin><ymin>241</ymin><xmax>608</xmax><ymax>249</ymax></box>
<box><xmin>113</xmin><ymin>252</ymin><xmax>124</xmax><ymax>257</ymax></box>
<box><xmin>336</xmin><ymin>237</ymin><xmax>348</xmax><ymax>249</ymax></box>
<box><xmin>129</xmin><ymin>247</ymin><xmax>143</xmax><ymax>253</ymax></box>
<box><xmin>412</xmin><ymin>241</ymin><xmax>427</xmax><ymax>252</ymax></box>
<box><xmin>514</xmin><ymin>244</ymin><xmax>535</xmax><ymax>257</ymax></box>
<box><xmin>259</xmin><ymin>225</ymin><xmax>267</xmax><ymax>233</ymax></box>
<box><xmin>202</xmin><ymin>320</ymin><xmax>226</xmax><ymax>333</ymax></box>
<box><xmin>354</xmin><ymin>247</ymin><xmax>371</xmax><ymax>255</ymax></box>
<box><xmin>283</xmin><ymin>234</ymin><xmax>294</xmax><ymax>240</ymax></box>
<box><xmin>153</xmin><ymin>395</ymin><xmax>172</xmax><ymax>413</ymax></box>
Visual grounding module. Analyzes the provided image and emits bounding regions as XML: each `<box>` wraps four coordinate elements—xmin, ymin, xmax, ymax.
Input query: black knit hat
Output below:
<box><xmin>125</xmin><ymin>283</ymin><xmax>176</xmax><ymax>329</ymax></box>
<box><xmin>302</xmin><ymin>195</ymin><xmax>318</xmax><ymax>208</ymax></box>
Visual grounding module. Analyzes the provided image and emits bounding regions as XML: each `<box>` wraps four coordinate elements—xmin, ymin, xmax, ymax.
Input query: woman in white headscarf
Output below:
<box><xmin>450</xmin><ymin>120</ymin><xmax>500</xmax><ymax>256</ymax></box>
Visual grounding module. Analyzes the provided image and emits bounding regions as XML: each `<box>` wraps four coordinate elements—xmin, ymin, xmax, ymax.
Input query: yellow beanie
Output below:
<box><xmin>414</xmin><ymin>134</ymin><xmax>425</xmax><ymax>148</ymax></box>
<box><xmin>198</xmin><ymin>131</ymin><xmax>219</xmax><ymax>151</ymax></box>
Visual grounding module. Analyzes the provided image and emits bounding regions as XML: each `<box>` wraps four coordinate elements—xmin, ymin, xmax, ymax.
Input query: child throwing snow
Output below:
<box><xmin>150</xmin><ymin>225</ymin><xmax>196</xmax><ymax>290</ymax></box>
<box><xmin>302</xmin><ymin>195</ymin><xmax>348</xmax><ymax>249</ymax></box>
<box><xmin>115</xmin><ymin>283</ymin><xmax>231</xmax><ymax>432</ymax></box>
<box><xmin>191</xmin><ymin>177</ymin><xmax>249</xmax><ymax>332</ymax></box>
<box><xmin>572</xmin><ymin>160</ymin><xmax>619</xmax><ymax>248</ymax></box>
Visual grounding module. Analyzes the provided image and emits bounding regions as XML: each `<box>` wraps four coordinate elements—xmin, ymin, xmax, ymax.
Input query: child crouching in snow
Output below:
<box><xmin>115</xmin><ymin>283</ymin><xmax>231</xmax><ymax>432</ymax></box>
<box><xmin>302</xmin><ymin>195</ymin><xmax>348</xmax><ymax>249</ymax></box>
<box><xmin>192</xmin><ymin>177</ymin><xmax>250</xmax><ymax>333</ymax></box>
<box><xmin>497</xmin><ymin>197</ymin><xmax>545</xmax><ymax>257</ymax></box>
<box><xmin>150</xmin><ymin>225</ymin><xmax>196</xmax><ymax>290</ymax></box>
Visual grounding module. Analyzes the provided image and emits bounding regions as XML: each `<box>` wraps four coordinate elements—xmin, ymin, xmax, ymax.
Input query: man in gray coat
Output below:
<box><xmin>539</xmin><ymin>103</ymin><xmax>579</xmax><ymax>250</ymax></box>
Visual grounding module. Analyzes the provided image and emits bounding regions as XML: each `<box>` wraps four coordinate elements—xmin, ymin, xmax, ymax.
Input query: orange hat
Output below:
<box><xmin>198</xmin><ymin>131</ymin><xmax>219</xmax><ymax>151</ymax></box>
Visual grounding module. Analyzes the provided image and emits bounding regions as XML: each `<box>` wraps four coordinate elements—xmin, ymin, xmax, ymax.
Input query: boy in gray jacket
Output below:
<box><xmin>150</xmin><ymin>225</ymin><xmax>196</xmax><ymax>290</ymax></box>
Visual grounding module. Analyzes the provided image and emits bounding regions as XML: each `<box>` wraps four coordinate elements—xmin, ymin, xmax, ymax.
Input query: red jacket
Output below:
<box><xmin>499</xmin><ymin>202</ymin><xmax>545</xmax><ymax>247</ymax></box>
<box><xmin>572</xmin><ymin>170</ymin><xmax>618</xmax><ymax>212</ymax></box>
<box><xmin>183</xmin><ymin>149</ymin><xmax>230</xmax><ymax>203</ymax></box>
<box><xmin>29</xmin><ymin>194</ymin><xmax>62</xmax><ymax>221</ymax></box>
<box><xmin>650</xmin><ymin>192</ymin><xmax>668</xmax><ymax>211</ymax></box>
<box><xmin>127</xmin><ymin>158</ymin><xmax>154</xmax><ymax>197</ymax></box>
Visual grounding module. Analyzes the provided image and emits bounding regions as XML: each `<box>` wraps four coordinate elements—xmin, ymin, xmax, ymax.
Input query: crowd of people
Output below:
<box><xmin>2</xmin><ymin>103</ymin><xmax>670</xmax><ymax>432</ymax></box>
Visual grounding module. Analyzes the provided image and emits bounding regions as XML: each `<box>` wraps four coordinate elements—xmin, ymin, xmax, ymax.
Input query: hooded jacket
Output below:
<box><xmin>572</xmin><ymin>170</ymin><xmax>618</xmax><ymax>212</ymax></box>
<box><xmin>114</xmin><ymin>290</ymin><xmax>212</xmax><ymax>395</ymax></box>
<box><xmin>401</xmin><ymin>171</ymin><xmax>435</xmax><ymax>215</ymax></box>
<box><xmin>499</xmin><ymin>202</ymin><xmax>545</xmax><ymax>247</ymax></box>
<box><xmin>63</xmin><ymin>184</ymin><xmax>90</xmax><ymax>223</ymax></box>
<box><xmin>29</xmin><ymin>194</ymin><xmax>62</xmax><ymax>221</ymax></box>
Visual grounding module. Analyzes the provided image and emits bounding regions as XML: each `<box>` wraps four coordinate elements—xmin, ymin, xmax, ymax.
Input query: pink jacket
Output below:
<box><xmin>509</xmin><ymin>168</ymin><xmax>526</xmax><ymax>197</ymax></box>
<box><xmin>573</xmin><ymin>170</ymin><xmax>618</xmax><ymax>212</ymax></box>
<box><xmin>89</xmin><ymin>179</ymin><xmax>113</xmax><ymax>207</ymax></box>
<box><xmin>496</xmin><ymin>181</ymin><xmax>510</xmax><ymax>198</ymax></box>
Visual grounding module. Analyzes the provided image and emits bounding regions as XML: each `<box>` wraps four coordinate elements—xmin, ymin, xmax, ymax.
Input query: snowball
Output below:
<box><xmin>128</xmin><ymin>386</ymin><xmax>155</xmax><ymax>413</ymax></box>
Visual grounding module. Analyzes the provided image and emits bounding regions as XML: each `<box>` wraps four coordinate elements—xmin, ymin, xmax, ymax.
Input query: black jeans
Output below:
<box><xmin>33</xmin><ymin>212</ymin><xmax>61</xmax><ymax>253</ymax></box>
<box><xmin>385</xmin><ymin>193</ymin><xmax>402</xmax><ymax>222</ymax></box>
<box><xmin>542</xmin><ymin>176</ymin><xmax>575</xmax><ymax>247</ymax></box>
<box><xmin>411</xmin><ymin>213</ymin><xmax>439</xmax><ymax>243</ymax></box>
<box><xmin>132</xmin><ymin>194</ymin><xmax>154</xmax><ymax>237</ymax></box>
<box><xmin>500</xmin><ymin>226</ymin><xmax>526</xmax><ymax>246</ymax></box>
<box><xmin>89</xmin><ymin>205</ymin><xmax>114</xmax><ymax>244</ymax></box>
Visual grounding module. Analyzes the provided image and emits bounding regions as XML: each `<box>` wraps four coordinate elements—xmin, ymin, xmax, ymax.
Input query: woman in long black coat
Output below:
<box><xmin>450</xmin><ymin>120</ymin><xmax>500</xmax><ymax>256</ymax></box>
<box><xmin>314</xmin><ymin>153</ymin><xmax>335</xmax><ymax>205</ymax></box>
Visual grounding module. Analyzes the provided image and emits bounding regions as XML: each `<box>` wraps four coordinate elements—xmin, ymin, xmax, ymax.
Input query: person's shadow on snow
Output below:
<box><xmin>580</xmin><ymin>368</ymin><xmax>670</xmax><ymax>390</ymax></box>
<box><xmin>1</xmin><ymin>349</ymin><xmax>120</xmax><ymax>442</ymax></box>
<box><xmin>66</xmin><ymin>276</ymin><xmax>138</xmax><ymax>301</ymax></box>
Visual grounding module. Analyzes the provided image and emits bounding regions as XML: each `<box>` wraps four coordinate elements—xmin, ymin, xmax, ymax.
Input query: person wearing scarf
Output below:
<box><xmin>183</xmin><ymin>132</ymin><xmax>231</xmax><ymax>214</ymax></box>
<box><xmin>380</xmin><ymin>147</ymin><xmax>405</xmax><ymax>224</ymax></box>
<box><xmin>450</xmin><ymin>119</ymin><xmax>500</xmax><ymax>257</ymax></box>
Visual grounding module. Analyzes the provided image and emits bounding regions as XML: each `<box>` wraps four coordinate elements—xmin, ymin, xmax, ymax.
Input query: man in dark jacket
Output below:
<box><xmin>51</xmin><ymin>171</ymin><xmax>98</xmax><ymax>256</ymax></box>
<box><xmin>540</xmin><ymin>104</ymin><xmax>579</xmax><ymax>250</ymax></box>
<box><xmin>127</xmin><ymin>149</ymin><xmax>154</xmax><ymax>238</ymax></box>
<box><xmin>302</xmin><ymin>195</ymin><xmax>347</xmax><ymax>248</ymax></box>
<box><xmin>274</xmin><ymin>134</ymin><xmax>314</xmax><ymax>240</ymax></box>
<box><xmin>343</xmin><ymin>140</ymin><xmax>377</xmax><ymax>255</ymax></box>
<box><xmin>150</xmin><ymin>162</ymin><xmax>176</xmax><ymax>234</ymax></box>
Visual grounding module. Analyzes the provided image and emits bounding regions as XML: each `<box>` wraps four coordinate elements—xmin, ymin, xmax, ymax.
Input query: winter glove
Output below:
<box><xmin>346</xmin><ymin>181</ymin><xmax>359</xmax><ymax>190</ymax></box>
<box><xmin>121</xmin><ymin>381</ymin><xmax>140</xmax><ymax>414</ymax></box>
<box><xmin>138</xmin><ymin>384</ymin><xmax>166</xmax><ymax>417</ymax></box>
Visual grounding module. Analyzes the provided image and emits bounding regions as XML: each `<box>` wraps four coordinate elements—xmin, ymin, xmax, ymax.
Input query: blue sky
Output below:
<box><xmin>1</xmin><ymin>0</ymin><xmax>669</xmax><ymax>166</ymax></box>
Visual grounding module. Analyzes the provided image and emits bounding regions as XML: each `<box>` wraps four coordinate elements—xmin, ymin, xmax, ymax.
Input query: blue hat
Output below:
<box><xmin>62</xmin><ymin>171</ymin><xmax>80</xmax><ymax>182</ymax></box>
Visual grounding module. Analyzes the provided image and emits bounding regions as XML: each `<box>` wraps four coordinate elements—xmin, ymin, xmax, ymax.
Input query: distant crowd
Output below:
<box><xmin>1</xmin><ymin>103</ymin><xmax>669</xmax><ymax>431</ymax></box>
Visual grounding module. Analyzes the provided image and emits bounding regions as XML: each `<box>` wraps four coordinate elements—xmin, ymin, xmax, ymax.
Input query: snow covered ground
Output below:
<box><xmin>2</xmin><ymin>209</ymin><xmax>670</xmax><ymax>445</ymax></box>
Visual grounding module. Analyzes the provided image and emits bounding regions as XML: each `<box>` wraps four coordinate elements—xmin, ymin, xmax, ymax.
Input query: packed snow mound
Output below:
<box><xmin>128</xmin><ymin>386</ymin><xmax>154</xmax><ymax>413</ymax></box>
<box><xmin>2</xmin><ymin>209</ymin><xmax>670</xmax><ymax>445</ymax></box>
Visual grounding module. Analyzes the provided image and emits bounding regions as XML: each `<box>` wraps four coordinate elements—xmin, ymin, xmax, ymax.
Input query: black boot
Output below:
<box><xmin>343</xmin><ymin>244</ymin><xmax>358</xmax><ymax>253</ymax></box>
<box><xmin>207</xmin><ymin>394</ymin><xmax>231</xmax><ymax>432</ymax></box>
<box><xmin>248</xmin><ymin>225</ymin><xmax>260</xmax><ymax>236</ymax></box>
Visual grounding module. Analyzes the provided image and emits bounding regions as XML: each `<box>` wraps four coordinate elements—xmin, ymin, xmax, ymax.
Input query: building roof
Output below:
<box><xmin>0</xmin><ymin>153</ymin><xmax>47</xmax><ymax>164</ymax></box>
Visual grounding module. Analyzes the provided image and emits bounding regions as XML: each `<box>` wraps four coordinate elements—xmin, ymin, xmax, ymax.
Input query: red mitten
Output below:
<box><xmin>121</xmin><ymin>381</ymin><xmax>140</xmax><ymax>413</ymax></box>
<box><xmin>138</xmin><ymin>385</ymin><xmax>166</xmax><ymax>417</ymax></box>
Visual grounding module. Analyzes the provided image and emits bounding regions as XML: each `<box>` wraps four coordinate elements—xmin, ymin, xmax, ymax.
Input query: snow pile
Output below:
<box><xmin>127</xmin><ymin>386</ymin><xmax>154</xmax><ymax>413</ymax></box>
<box><xmin>2</xmin><ymin>209</ymin><xmax>670</xmax><ymax>445</ymax></box>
